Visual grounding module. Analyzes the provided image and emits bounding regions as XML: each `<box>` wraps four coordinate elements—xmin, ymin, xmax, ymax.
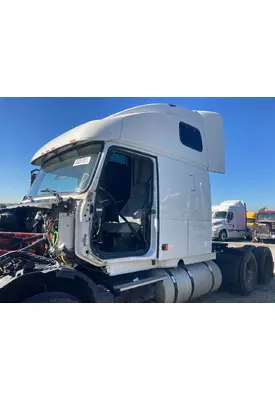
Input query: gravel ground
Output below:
<box><xmin>194</xmin><ymin>241</ymin><xmax>275</xmax><ymax>303</ymax></box>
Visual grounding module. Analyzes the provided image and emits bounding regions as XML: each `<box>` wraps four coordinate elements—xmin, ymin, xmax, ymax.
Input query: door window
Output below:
<box><xmin>227</xmin><ymin>212</ymin><xmax>233</xmax><ymax>222</ymax></box>
<box><xmin>92</xmin><ymin>148</ymin><xmax>154</xmax><ymax>257</ymax></box>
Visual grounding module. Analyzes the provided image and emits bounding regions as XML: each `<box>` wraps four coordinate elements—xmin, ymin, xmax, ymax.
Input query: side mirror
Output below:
<box><xmin>30</xmin><ymin>169</ymin><xmax>40</xmax><ymax>187</ymax></box>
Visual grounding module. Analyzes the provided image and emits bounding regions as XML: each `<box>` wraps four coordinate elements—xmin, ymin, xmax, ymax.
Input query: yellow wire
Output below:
<box><xmin>53</xmin><ymin>231</ymin><xmax>59</xmax><ymax>246</ymax></box>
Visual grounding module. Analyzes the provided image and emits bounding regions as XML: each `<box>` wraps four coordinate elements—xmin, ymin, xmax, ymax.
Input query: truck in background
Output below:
<box><xmin>212</xmin><ymin>205</ymin><xmax>219</xmax><ymax>217</ymax></box>
<box><xmin>255</xmin><ymin>209</ymin><xmax>275</xmax><ymax>242</ymax></box>
<box><xmin>246</xmin><ymin>211</ymin><xmax>256</xmax><ymax>229</ymax></box>
<box><xmin>0</xmin><ymin>104</ymin><xmax>273</xmax><ymax>302</ymax></box>
<box><xmin>212</xmin><ymin>200</ymin><xmax>253</xmax><ymax>241</ymax></box>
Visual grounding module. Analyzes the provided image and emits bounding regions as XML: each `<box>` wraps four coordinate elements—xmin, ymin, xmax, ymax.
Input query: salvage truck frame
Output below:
<box><xmin>0</xmin><ymin>104</ymin><xmax>273</xmax><ymax>302</ymax></box>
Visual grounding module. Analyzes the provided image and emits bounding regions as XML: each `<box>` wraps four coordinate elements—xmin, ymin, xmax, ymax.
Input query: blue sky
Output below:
<box><xmin>0</xmin><ymin>97</ymin><xmax>274</xmax><ymax>210</ymax></box>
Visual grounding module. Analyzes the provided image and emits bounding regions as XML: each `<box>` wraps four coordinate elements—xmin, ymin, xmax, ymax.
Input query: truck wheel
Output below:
<box><xmin>254</xmin><ymin>246</ymin><xmax>274</xmax><ymax>285</ymax></box>
<box><xmin>219</xmin><ymin>230</ymin><xmax>227</xmax><ymax>242</ymax></box>
<box><xmin>24</xmin><ymin>292</ymin><xmax>80</xmax><ymax>303</ymax></box>
<box><xmin>233</xmin><ymin>250</ymin><xmax>258</xmax><ymax>296</ymax></box>
<box><xmin>245</xmin><ymin>231</ymin><xmax>253</xmax><ymax>241</ymax></box>
<box><xmin>241</xmin><ymin>245</ymin><xmax>255</xmax><ymax>253</ymax></box>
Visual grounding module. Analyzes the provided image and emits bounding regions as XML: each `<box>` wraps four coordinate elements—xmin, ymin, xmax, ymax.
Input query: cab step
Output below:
<box><xmin>113</xmin><ymin>275</ymin><xmax>167</xmax><ymax>293</ymax></box>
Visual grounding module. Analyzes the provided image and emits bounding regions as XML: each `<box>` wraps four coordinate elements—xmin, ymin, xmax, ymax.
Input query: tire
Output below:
<box><xmin>219</xmin><ymin>230</ymin><xmax>227</xmax><ymax>242</ymax></box>
<box><xmin>240</xmin><ymin>245</ymin><xmax>255</xmax><ymax>253</ymax></box>
<box><xmin>24</xmin><ymin>292</ymin><xmax>81</xmax><ymax>303</ymax></box>
<box><xmin>254</xmin><ymin>246</ymin><xmax>274</xmax><ymax>285</ymax></box>
<box><xmin>216</xmin><ymin>248</ymin><xmax>258</xmax><ymax>296</ymax></box>
<box><xmin>234</xmin><ymin>250</ymin><xmax>258</xmax><ymax>295</ymax></box>
<box><xmin>245</xmin><ymin>231</ymin><xmax>253</xmax><ymax>241</ymax></box>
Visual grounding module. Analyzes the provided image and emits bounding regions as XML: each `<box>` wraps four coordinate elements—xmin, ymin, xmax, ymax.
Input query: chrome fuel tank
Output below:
<box><xmin>150</xmin><ymin>261</ymin><xmax>222</xmax><ymax>303</ymax></box>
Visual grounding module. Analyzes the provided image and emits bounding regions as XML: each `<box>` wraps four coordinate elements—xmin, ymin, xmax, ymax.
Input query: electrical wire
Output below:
<box><xmin>54</xmin><ymin>231</ymin><xmax>59</xmax><ymax>246</ymax></box>
<box><xmin>0</xmin><ymin>236</ymin><xmax>47</xmax><ymax>263</ymax></box>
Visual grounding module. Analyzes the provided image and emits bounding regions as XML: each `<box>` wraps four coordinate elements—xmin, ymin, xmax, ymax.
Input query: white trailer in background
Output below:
<box><xmin>0</xmin><ymin>104</ymin><xmax>273</xmax><ymax>302</ymax></box>
<box><xmin>212</xmin><ymin>200</ymin><xmax>252</xmax><ymax>241</ymax></box>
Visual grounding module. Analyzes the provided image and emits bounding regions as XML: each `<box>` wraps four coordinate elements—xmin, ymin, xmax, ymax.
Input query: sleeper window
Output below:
<box><xmin>179</xmin><ymin>122</ymin><xmax>203</xmax><ymax>152</ymax></box>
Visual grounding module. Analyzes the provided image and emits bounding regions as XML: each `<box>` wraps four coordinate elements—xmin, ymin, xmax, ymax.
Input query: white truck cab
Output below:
<box><xmin>212</xmin><ymin>200</ymin><xmax>251</xmax><ymax>241</ymax></box>
<box><xmin>0</xmin><ymin>104</ymin><xmax>272</xmax><ymax>302</ymax></box>
<box><xmin>27</xmin><ymin>103</ymin><xmax>225</xmax><ymax>276</ymax></box>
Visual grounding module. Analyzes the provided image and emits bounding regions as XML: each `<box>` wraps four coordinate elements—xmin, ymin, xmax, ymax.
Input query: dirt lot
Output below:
<box><xmin>195</xmin><ymin>241</ymin><xmax>275</xmax><ymax>303</ymax></box>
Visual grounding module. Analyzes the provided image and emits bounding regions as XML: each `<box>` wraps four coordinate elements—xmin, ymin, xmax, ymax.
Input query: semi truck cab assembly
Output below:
<box><xmin>0</xmin><ymin>104</ymin><xmax>273</xmax><ymax>302</ymax></box>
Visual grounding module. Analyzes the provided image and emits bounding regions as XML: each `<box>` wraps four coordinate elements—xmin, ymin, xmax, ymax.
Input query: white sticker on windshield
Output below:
<box><xmin>73</xmin><ymin>157</ymin><xmax>91</xmax><ymax>167</ymax></box>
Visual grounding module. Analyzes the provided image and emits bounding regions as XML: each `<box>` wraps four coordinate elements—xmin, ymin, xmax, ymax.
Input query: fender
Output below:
<box><xmin>0</xmin><ymin>266</ymin><xmax>114</xmax><ymax>303</ymax></box>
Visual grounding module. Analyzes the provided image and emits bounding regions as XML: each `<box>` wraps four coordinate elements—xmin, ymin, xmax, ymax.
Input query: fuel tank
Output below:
<box><xmin>150</xmin><ymin>261</ymin><xmax>222</xmax><ymax>303</ymax></box>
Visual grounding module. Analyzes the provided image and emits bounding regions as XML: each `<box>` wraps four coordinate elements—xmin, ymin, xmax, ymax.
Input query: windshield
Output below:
<box><xmin>247</xmin><ymin>218</ymin><xmax>255</xmax><ymax>223</ymax></box>
<box><xmin>257</xmin><ymin>212</ymin><xmax>275</xmax><ymax>221</ymax></box>
<box><xmin>212</xmin><ymin>211</ymin><xmax>227</xmax><ymax>219</ymax></box>
<box><xmin>28</xmin><ymin>143</ymin><xmax>101</xmax><ymax>197</ymax></box>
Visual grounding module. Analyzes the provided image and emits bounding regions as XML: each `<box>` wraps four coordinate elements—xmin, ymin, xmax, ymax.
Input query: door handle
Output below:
<box><xmin>189</xmin><ymin>174</ymin><xmax>195</xmax><ymax>191</ymax></box>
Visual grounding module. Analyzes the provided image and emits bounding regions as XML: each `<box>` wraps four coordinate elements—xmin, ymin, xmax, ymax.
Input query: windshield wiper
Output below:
<box><xmin>40</xmin><ymin>188</ymin><xmax>63</xmax><ymax>202</ymax></box>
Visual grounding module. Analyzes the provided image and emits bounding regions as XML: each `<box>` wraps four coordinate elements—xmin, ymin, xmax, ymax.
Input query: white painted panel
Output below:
<box><xmin>159</xmin><ymin>219</ymin><xmax>188</xmax><ymax>260</ymax></box>
<box><xmin>197</xmin><ymin>111</ymin><xmax>225</xmax><ymax>173</ymax></box>
<box><xmin>121</xmin><ymin>112</ymin><xmax>208</xmax><ymax>169</ymax></box>
<box><xmin>158</xmin><ymin>155</ymin><xmax>211</xmax><ymax>261</ymax></box>
<box><xmin>189</xmin><ymin>221</ymin><xmax>212</xmax><ymax>257</ymax></box>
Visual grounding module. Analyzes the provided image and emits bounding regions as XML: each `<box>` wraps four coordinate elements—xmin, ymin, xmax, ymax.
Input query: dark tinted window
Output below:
<box><xmin>213</xmin><ymin>211</ymin><xmax>227</xmax><ymax>219</ymax></box>
<box><xmin>179</xmin><ymin>122</ymin><xmax>203</xmax><ymax>152</ymax></box>
<box><xmin>227</xmin><ymin>212</ymin><xmax>233</xmax><ymax>221</ymax></box>
<box><xmin>110</xmin><ymin>153</ymin><xmax>129</xmax><ymax>165</ymax></box>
